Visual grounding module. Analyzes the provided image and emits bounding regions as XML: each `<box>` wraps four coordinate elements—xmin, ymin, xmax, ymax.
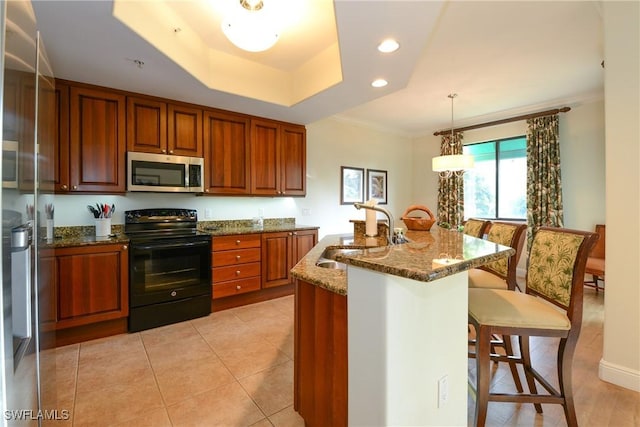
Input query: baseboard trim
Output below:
<box><xmin>599</xmin><ymin>358</ymin><xmax>640</xmax><ymax>392</ymax></box>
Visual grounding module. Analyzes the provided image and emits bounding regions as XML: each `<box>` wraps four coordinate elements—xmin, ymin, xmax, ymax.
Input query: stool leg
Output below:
<box><xmin>520</xmin><ymin>335</ymin><xmax>543</xmax><ymax>413</ymax></box>
<box><xmin>474</xmin><ymin>325</ymin><xmax>492</xmax><ymax>427</ymax></box>
<box><xmin>502</xmin><ymin>334</ymin><xmax>524</xmax><ymax>393</ymax></box>
<box><xmin>558</xmin><ymin>337</ymin><xmax>579</xmax><ymax>427</ymax></box>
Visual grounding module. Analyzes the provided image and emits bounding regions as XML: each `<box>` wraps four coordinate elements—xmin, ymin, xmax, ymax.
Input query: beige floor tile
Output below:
<box><xmin>78</xmin><ymin>333</ymin><xmax>145</xmax><ymax>363</ymax></box>
<box><xmin>268</xmin><ymin>405</ymin><xmax>305</xmax><ymax>427</ymax></box>
<box><xmin>110</xmin><ymin>407</ymin><xmax>173</xmax><ymax>427</ymax></box>
<box><xmin>231</xmin><ymin>300</ymin><xmax>285</xmax><ymax>322</ymax></box>
<box><xmin>144</xmin><ymin>334</ymin><xmax>217</xmax><ymax>374</ymax></box>
<box><xmin>239</xmin><ymin>360</ymin><xmax>294</xmax><ymax>416</ymax></box>
<box><xmin>166</xmin><ymin>382</ymin><xmax>265</xmax><ymax>427</ymax></box>
<box><xmin>140</xmin><ymin>320</ymin><xmax>201</xmax><ymax>347</ymax></box>
<box><xmin>76</xmin><ymin>349</ymin><xmax>154</xmax><ymax>394</ymax></box>
<box><xmin>73</xmin><ymin>374</ymin><xmax>164</xmax><ymax>426</ymax></box>
<box><xmin>199</xmin><ymin>321</ymin><xmax>260</xmax><ymax>354</ymax></box>
<box><xmin>190</xmin><ymin>309</ymin><xmax>243</xmax><ymax>335</ymax></box>
<box><xmin>55</xmin><ymin>343</ymin><xmax>80</xmax><ymax>370</ymax></box>
<box><xmin>216</xmin><ymin>338</ymin><xmax>290</xmax><ymax>379</ymax></box>
<box><xmin>249</xmin><ymin>418</ymin><xmax>273</xmax><ymax>427</ymax></box>
<box><xmin>155</xmin><ymin>355</ymin><xmax>236</xmax><ymax>406</ymax></box>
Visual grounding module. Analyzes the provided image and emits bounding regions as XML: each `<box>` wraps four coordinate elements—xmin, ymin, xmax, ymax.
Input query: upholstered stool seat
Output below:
<box><xmin>469</xmin><ymin>288</ymin><xmax>570</xmax><ymax>330</ymax></box>
<box><xmin>468</xmin><ymin>268</ymin><xmax>508</xmax><ymax>290</ymax></box>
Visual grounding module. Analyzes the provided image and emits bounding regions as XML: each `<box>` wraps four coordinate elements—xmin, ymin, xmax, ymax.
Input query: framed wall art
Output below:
<box><xmin>340</xmin><ymin>166</ymin><xmax>365</xmax><ymax>204</ymax></box>
<box><xmin>367</xmin><ymin>169</ymin><xmax>387</xmax><ymax>204</ymax></box>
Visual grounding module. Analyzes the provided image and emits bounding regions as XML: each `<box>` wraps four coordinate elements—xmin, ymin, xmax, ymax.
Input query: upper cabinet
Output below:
<box><xmin>127</xmin><ymin>96</ymin><xmax>203</xmax><ymax>157</ymax></box>
<box><xmin>203</xmin><ymin>110</ymin><xmax>251</xmax><ymax>195</ymax></box>
<box><xmin>52</xmin><ymin>79</ymin><xmax>305</xmax><ymax>196</ymax></box>
<box><xmin>69</xmin><ymin>85</ymin><xmax>126</xmax><ymax>193</ymax></box>
<box><xmin>251</xmin><ymin>120</ymin><xmax>306</xmax><ymax>196</ymax></box>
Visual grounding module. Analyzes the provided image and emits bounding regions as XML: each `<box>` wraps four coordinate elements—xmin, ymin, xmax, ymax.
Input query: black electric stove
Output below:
<box><xmin>125</xmin><ymin>209</ymin><xmax>211</xmax><ymax>332</ymax></box>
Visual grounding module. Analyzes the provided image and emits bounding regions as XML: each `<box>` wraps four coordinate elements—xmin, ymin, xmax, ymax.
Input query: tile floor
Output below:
<box><xmin>53</xmin><ymin>290</ymin><xmax>639</xmax><ymax>427</ymax></box>
<box><xmin>54</xmin><ymin>295</ymin><xmax>303</xmax><ymax>427</ymax></box>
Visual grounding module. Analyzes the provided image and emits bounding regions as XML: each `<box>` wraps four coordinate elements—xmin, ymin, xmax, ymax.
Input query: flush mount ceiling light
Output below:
<box><xmin>221</xmin><ymin>0</ymin><xmax>280</xmax><ymax>52</ymax></box>
<box><xmin>371</xmin><ymin>78</ymin><xmax>388</xmax><ymax>88</ymax></box>
<box><xmin>377</xmin><ymin>39</ymin><xmax>399</xmax><ymax>53</ymax></box>
<box><xmin>432</xmin><ymin>93</ymin><xmax>475</xmax><ymax>176</ymax></box>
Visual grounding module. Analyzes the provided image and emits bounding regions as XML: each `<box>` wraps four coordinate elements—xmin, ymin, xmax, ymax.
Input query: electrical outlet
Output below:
<box><xmin>438</xmin><ymin>375</ymin><xmax>448</xmax><ymax>408</ymax></box>
<box><xmin>204</xmin><ymin>208</ymin><xmax>212</xmax><ymax>219</ymax></box>
<box><xmin>258</xmin><ymin>208</ymin><xmax>264</xmax><ymax>218</ymax></box>
<box><xmin>301</xmin><ymin>208</ymin><xmax>311</xmax><ymax>216</ymax></box>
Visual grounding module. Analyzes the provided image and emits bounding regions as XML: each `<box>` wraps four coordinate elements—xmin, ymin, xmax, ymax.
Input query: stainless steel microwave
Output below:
<box><xmin>127</xmin><ymin>151</ymin><xmax>204</xmax><ymax>193</ymax></box>
<box><xmin>2</xmin><ymin>140</ymin><xmax>18</xmax><ymax>189</ymax></box>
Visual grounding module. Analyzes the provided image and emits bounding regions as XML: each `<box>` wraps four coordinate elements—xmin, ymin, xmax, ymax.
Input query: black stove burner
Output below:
<box><xmin>124</xmin><ymin>208</ymin><xmax>206</xmax><ymax>241</ymax></box>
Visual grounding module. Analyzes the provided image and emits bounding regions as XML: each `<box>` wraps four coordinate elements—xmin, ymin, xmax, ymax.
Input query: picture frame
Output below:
<box><xmin>340</xmin><ymin>166</ymin><xmax>365</xmax><ymax>205</ymax></box>
<box><xmin>367</xmin><ymin>169</ymin><xmax>388</xmax><ymax>204</ymax></box>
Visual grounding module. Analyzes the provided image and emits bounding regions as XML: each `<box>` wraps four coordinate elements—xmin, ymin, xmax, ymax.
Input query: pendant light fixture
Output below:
<box><xmin>432</xmin><ymin>93</ymin><xmax>474</xmax><ymax>176</ymax></box>
<box><xmin>221</xmin><ymin>0</ymin><xmax>279</xmax><ymax>52</ymax></box>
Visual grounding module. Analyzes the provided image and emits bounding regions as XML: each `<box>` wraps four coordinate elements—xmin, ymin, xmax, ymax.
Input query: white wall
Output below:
<box><xmin>601</xmin><ymin>1</ymin><xmax>640</xmax><ymax>392</ymax></box>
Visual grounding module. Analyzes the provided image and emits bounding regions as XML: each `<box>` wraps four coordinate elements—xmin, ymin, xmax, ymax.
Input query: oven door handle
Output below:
<box><xmin>132</xmin><ymin>240</ymin><xmax>210</xmax><ymax>251</ymax></box>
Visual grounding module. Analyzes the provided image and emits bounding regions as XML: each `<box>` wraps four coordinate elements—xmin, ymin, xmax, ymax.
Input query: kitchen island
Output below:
<box><xmin>291</xmin><ymin>227</ymin><xmax>514</xmax><ymax>427</ymax></box>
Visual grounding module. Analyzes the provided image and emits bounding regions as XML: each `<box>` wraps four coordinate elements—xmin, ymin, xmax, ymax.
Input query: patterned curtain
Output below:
<box><xmin>526</xmin><ymin>114</ymin><xmax>563</xmax><ymax>248</ymax></box>
<box><xmin>437</xmin><ymin>132</ymin><xmax>464</xmax><ymax>227</ymax></box>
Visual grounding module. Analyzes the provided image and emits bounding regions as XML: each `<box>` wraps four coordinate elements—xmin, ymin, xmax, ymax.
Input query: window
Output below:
<box><xmin>463</xmin><ymin>136</ymin><xmax>527</xmax><ymax>220</ymax></box>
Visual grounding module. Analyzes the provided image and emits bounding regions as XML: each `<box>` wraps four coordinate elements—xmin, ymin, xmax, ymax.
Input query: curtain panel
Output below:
<box><xmin>526</xmin><ymin>114</ymin><xmax>564</xmax><ymax>248</ymax></box>
<box><xmin>437</xmin><ymin>132</ymin><xmax>464</xmax><ymax>227</ymax></box>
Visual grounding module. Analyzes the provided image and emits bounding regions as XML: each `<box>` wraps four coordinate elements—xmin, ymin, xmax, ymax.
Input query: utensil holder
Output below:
<box><xmin>95</xmin><ymin>218</ymin><xmax>111</xmax><ymax>237</ymax></box>
<box><xmin>46</xmin><ymin>219</ymin><xmax>54</xmax><ymax>241</ymax></box>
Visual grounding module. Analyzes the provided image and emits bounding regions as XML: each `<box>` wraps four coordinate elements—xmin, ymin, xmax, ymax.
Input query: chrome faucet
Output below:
<box><xmin>354</xmin><ymin>203</ymin><xmax>395</xmax><ymax>245</ymax></box>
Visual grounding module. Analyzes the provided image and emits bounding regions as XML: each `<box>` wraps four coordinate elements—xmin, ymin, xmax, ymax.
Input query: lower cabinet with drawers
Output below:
<box><xmin>211</xmin><ymin>229</ymin><xmax>318</xmax><ymax>307</ymax></box>
<box><xmin>211</xmin><ymin>234</ymin><xmax>262</xmax><ymax>298</ymax></box>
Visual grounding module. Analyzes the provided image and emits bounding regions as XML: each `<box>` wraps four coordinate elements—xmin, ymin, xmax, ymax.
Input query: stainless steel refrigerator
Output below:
<box><xmin>1</xmin><ymin>1</ymin><xmax>57</xmax><ymax>424</ymax></box>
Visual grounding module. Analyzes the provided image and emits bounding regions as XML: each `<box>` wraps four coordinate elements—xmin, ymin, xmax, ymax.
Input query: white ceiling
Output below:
<box><xmin>32</xmin><ymin>0</ymin><xmax>604</xmax><ymax>137</ymax></box>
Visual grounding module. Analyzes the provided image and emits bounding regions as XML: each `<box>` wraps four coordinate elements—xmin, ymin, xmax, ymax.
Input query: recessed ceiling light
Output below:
<box><xmin>378</xmin><ymin>39</ymin><xmax>400</xmax><ymax>53</ymax></box>
<box><xmin>371</xmin><ymin>79</ymin><xmax>388</xmax><ymax>88</ymax></box>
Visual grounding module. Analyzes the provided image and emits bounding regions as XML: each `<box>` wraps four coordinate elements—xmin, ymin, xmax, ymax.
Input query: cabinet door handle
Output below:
<box><xmin>72</xmin><ymin>185</ymin><xmax>78</xmax><ymax>190</ymax></box>
<box><xmin>122</xmin><ymin>245</ymin><xmax>128</xmax><ymax>250</ymax></box>
<box><xmin>205</xmin><ymin>189</ymin><xmax>209</xmax><ymax>192</ymax></box>
<box><xmin>293</xmin><ymin>232</ymin><xmax>297</xmax><ymax>235</ymax></box>
<box><xmin>61</xmin><ymin>184</ymin><xmax>68</xmax><ymax>190</ymax></box>
<box><xmin>288</xmin><ymin>232</ymin><xmax>293</xmax><ymax>236</ymax></box>
<box><xmin>169</xmin><ymin>150</ymin><xmax>174</xmax><ymax>154</ymax></box>
<box><xmin>161</xmin><ymin>149</ymin><xmax>166</xmax><ymax>153</ymax></box>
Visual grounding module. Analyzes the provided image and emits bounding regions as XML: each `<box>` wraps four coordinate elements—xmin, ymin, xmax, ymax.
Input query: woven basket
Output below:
<box><xmin>400</xmin><ymin>205</ymin><xmax>436</xmax><ymax>231</ymax></box>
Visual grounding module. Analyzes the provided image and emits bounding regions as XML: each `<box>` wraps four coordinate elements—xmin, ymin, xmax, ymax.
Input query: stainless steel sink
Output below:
<box><xmin>315</xmin><ymin>260</ymin><xmax>347</xmax><ymax>270</ymax></box>
<box><xmin>315</xmin><ymin>247</ymin><xmax>363</xmax><ymax>270</ymax></box>
<box><xmin>320</xmin><ymin>247</ymin><xmax>362</xmax><ymax>260</ymax></box>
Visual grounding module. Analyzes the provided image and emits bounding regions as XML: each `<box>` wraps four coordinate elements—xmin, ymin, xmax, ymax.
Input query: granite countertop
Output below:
<box><xmin>290</xmin><ymin>226</ymin><xmax>515</xmax><ymax>296</ymax></box>
<box><xmin>41</xmin><ymin>220</ymin><xmax>319</xmax><ymax>248</ymax></box>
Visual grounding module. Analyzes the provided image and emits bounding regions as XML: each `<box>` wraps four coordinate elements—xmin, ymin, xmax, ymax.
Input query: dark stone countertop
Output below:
<box><xmin>290</xmin><ymin>226</ymin><xmax>515</xmax><ymax>296</ymax></box>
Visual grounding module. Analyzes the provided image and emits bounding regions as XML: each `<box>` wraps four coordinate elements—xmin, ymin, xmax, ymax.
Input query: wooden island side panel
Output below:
<box><xmin>294</xmin><ymin>279</ymin><xmax>347</xmax><ymax>427</ymax></box>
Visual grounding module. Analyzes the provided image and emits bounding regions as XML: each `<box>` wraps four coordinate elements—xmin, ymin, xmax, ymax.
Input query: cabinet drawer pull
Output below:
<box><xmin>236</xmin><ymin>285</ymin><xmax>242</xmax><ymax>290</ymax></box>
<box><xmin>235</xmin><ymin>270</ymin><xmax>241</xmax><ymax>276</ymax></box>
<box><xmin>236</xmin><ymin>255</ymin><xmax>241</xmax><ymax>261</ymax></box>
<box><xmin>235</xmin><ymin>240</ymin><xmax>241</xmax><ymax>245</ymax></box>
<box><xmin>171</xmin><ymin>291</ymin><xmax>177</xmax><ymax>297</ymax></box>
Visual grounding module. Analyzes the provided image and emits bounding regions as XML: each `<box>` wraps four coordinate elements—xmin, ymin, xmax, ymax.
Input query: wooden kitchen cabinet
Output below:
<box><xmin>203</xmin><ymin>110</ymin><xmax>251</xmax><ymax>195</ymax></box>
<box><xmin>68</xmin><ymin>84</ymin><xmax>126</xmax><ymax>193</ymax></box>
<box><xmin>52</xmin><ymin>82</ymin><xmax>70</xmax><ymax>193</ymax></box>
<box><xmin>127</xmin><ymin>95</ymin><xmax>203</xmax><ymax>157</ymax></box>
<box><xmin>212</xmin><ymin>234</ymin><xmax>262</xmax><ymax>298</ymax></box>
<box><xmin>294</xmin><ymin>279</ymin><xmax>347</xmax><ymax>427</ymax></box>
<box><xmin>262</xmin><ymin>229</ymin><xmax>317</xmax><ymax>288</ymax></box>
<box><xmin>251</xmin><ymin>119</ymin><xmax>306</xmax><ymax>196</ymax></box>
<box><xmin>51</xmin><ymin>243</ymin><xmax>129</xmax><ymax>329</ymax></box>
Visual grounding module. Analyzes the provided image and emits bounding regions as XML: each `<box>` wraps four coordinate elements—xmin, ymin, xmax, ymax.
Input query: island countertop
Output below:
<box><xmin>290</xmin><ymin>226</ymin><xmax>515</xmax><ymax>295</ymax></box>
